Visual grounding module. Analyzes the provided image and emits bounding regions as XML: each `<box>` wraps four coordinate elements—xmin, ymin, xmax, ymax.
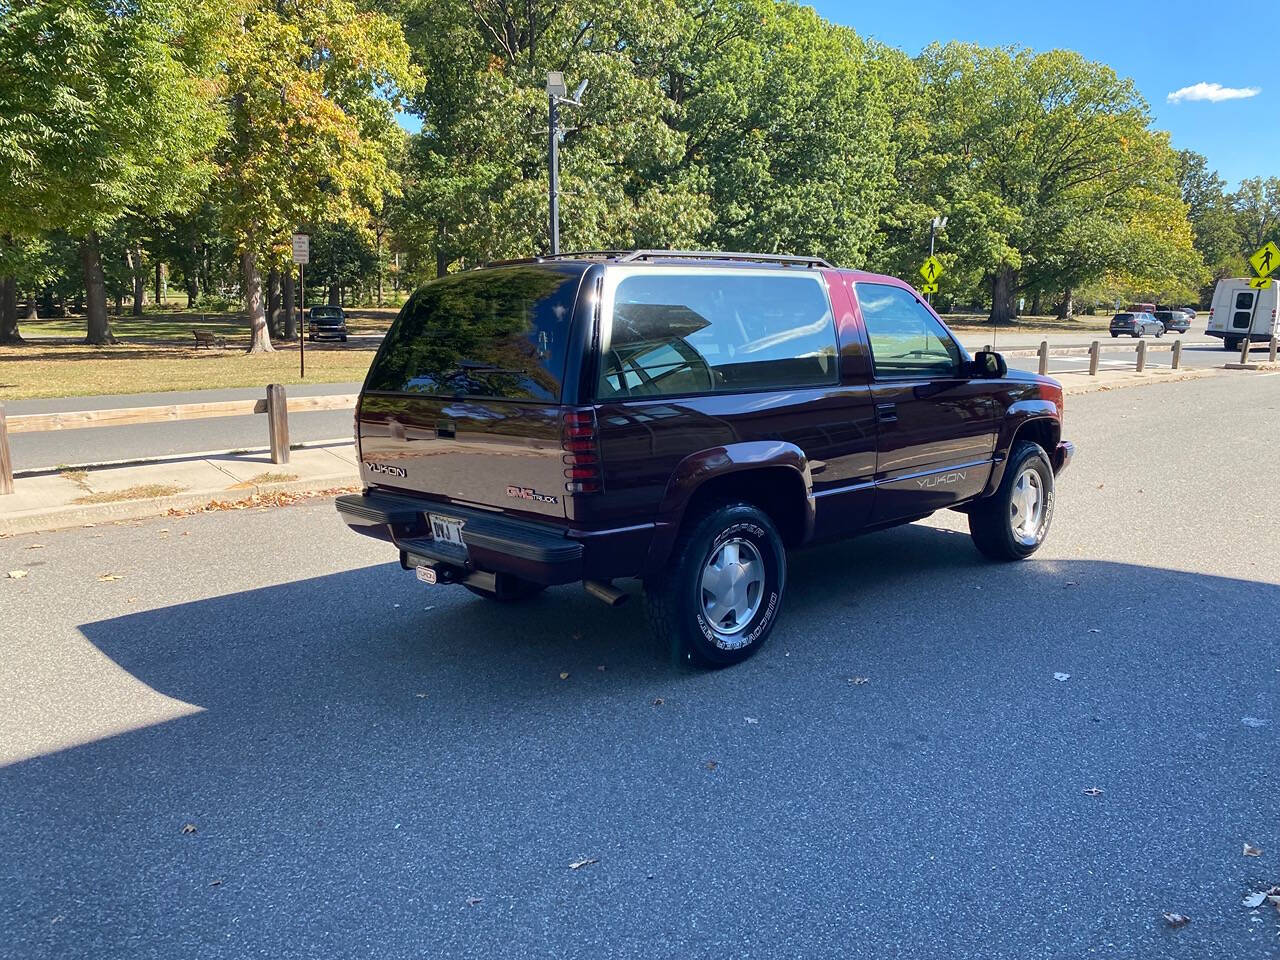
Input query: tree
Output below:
<box><xmin>0</xmin><ymin>0</ymin><xmax>226</xmax><ymax>343</ymax></box>
<box><xmin>309</xmin><ymin>222</ymin><xmax>379</xmax><ymax>306</ymax></box>
<box><xmin>217</xmin><ymin>0</ymin><xmax>419</xmax><ymax>352</ymax></box>
<box><xmin>1232</xmin><ymin>177</ymin><xmax>1280</xmax><ymax>253</ymax></box>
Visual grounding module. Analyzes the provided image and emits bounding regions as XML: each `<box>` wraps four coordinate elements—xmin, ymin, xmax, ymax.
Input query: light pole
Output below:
<box><xmin>546</xmin><ymin>71</ymin><xmax>588</xmax><ymax>256</ymax></box>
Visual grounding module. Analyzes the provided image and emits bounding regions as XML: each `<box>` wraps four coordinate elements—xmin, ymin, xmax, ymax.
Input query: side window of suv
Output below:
<box><xmin>598</xmin><ymin>272</ymin><xmax>837</xmax><ymax>398</ymax></box>
<box><xmin>855</xmin><ymin>283</ymin><xmax>961</xmax><ymax>379</ymax></box>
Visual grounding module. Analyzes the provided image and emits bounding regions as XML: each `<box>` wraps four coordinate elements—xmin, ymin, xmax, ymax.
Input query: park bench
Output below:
<box><xmin>192</xmin><ymin>329</ymin><xmax>226</xmax><ymax>350</ymax></box>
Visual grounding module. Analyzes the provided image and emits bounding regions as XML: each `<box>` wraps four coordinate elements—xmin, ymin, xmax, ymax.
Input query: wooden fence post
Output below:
<box><xmin>1271</xmin><ymin>337</ymin><xmax>1278</xmax><ymax>363</ymax></box>
<box><xmin>1171</xmin><ymin>340</ymin><xmax>1182</xmax><ymax>370</ymax></box>
<box><xmin>1240</xmin><ymin>337</ymin><xmax>1251</xmax><ymax>364</ymax></box>
<box><xmin>1136</xmin><ymin>340</ymin><xmax>1147</xmax><ymax>373</ymax></box>
<box><xmin>1038</xmin><ymin>340</ymin><xmax>1049</xmax><ymax>375</ymax></box>
<box><xmin>0</xmin><ymin>404</ymin><xmax>13</xmax><ymax>496</ymax></box>
<box><xmin>1088</xmin><ymin>341</ymin><xmax>1100</xmax><ymax>376</ymax></box>
<box><xmin>266</xmin><ymin>384</ymin><xmax>290</xmax><ymax>464</ymax></box>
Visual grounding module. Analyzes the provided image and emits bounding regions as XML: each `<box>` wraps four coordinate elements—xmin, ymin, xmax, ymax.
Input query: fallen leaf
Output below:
<box><xmin>597</xmin><ymin>665</ymin><xmax>606</xmax><ymax>672</ymax></box>
<box><xmin>1244</xmin><ymin>843</ymin><xmax>1263</xmax><ymax>857</ymax></box>
<box><xmin>1083</xmin><ymin>787</ymin><xmax>1104</xmax><ymax>797</ymax></box>
<box><xmin>125</xmin><ymin>597</ymin><xmax>138</xmax><ymax>604</ymax></box>
<box><xmin>1064</xmin><ymin>580</ymin><xmax>1078</xmax><ymax>586</ymax></box>
<box><xmin>466</xmin><ymin>897</ymin><xmax>483</xmax><ymax>907</ymax></box>
<box><xmin>181</xmin><ymin>823</ymin><xmax>197</xmax><ymax>835</ymax></box>
<box><xmin>705</xmin><ymin>760</ymin><xmax>718</xmax><ymax>771</ymax></box>
<box><xmin>572</xmin><ymin>633</ymin><xmax>582</xmax><ymax>641</ymax></box>
<box><xmin>1087</xmin><ymin>628</ymin><xmax>1101</xmax><ymax>634</ymax></box>
<box><xmin>652</xmin><ymin>697</ymin><xmax>664</xmax><ymax>706</ymax></box>
<box><xmin>1162</xmin><ymin>912</ymin><xmax>1190</xmax><ymax>928</ymax></box>
<box><xmin>1054</xmin><ymin>672</ymin><xmax>1071</xmax><ymax>682</ymax></box>
<box><xmin>569</xmin><ymin>858</ymin><xmax>598</xmax><ymax>870</ymax></box>
<box><xmin>159</xmin><ymin>528</ymin><xmax>170</xmax><ymax>534</ymax></box>
<box><xmin>209</xmin><ymin>879</ymin><xmax>223</xmax><ymax>888</ymax></box>
<box><xmin>559</xmin><ymin>672</ymin><xmax>569</xmax><ymax>681</ymax></box>
<box><xmin>1242</xmin><ymin>717</ymin><xmax>1270</xmax><ymax>728</ymax></box>
<box><xmin>415</xmin><ymin>693</ymin><xmax>428</xmax><ymax>699</ymax></box>
<box><xmin>96</xmin><ymin>573</ymin><xmax>122</xmax><ymax>582</ymax></box>
<box><xmin>181</xmin><ymin>531</ymin><xmax>190</xmax><ymax>536</ymax></box>
<box><xmin>25</xmin><ymin>544</ymin><xmax>44</xmax><ymax>550</ymax></box>
<box><xmin>1243</xmin><ymin>891</ymin><xmax>1268</xmax><ymax>908</ymax></box>
<box><xmin>6</xmin><ymin>570</ymin><xmax>28</xmax><ymax>579</ymax></box>
<box><xmin>744</xmin><ymin>717</ymin><xmax>759</xmax><ymax>725</ymax></box>
<box><xmin>848</xmin><ymin>676</ymin><xmax>869</xmax><ymax>685</ymax></box>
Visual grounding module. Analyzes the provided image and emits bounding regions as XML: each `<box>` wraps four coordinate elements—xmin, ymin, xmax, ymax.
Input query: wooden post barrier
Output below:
<box><xmin>1241</xmin><ymin>337</ymin><xmax>1251</xmax><ymax>364</ymax></box>
<box><xmin>1088</xmin><ymin>341</ymin><xmax>1100</xmax><ymax>376</ymax></box>
<box><xmin>1171</xmin><ymin>340</ymin><xmax>1182</xmax><ymax>370</ymax></box>
<box><xmin>1271</xmin><ymin>337</ymin><xmax>1278</xmax><ymax>363</ymax></box>
<box><xmin>1038</xmin><ymin>340</ymin><xmax>1049</xmax><ymax>375</ymax></box>
<box><xmin>266</xmin><ymin>384</ymin><xmax>290</xmax><ymax>464</ymax></box>
<box><xmin>0</xmin><ymin>405</ymin><xmax>13</xmax><ymax>496</ymax></box>
<box><xmin>1136</xmin><ymin>339</ymin><xmax>1147</xmax><ymax>373</ymax></box>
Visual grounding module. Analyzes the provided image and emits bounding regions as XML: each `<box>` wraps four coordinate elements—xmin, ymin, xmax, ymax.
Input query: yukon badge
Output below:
<box><xmin>917</xmin><ymin>470</ymin><xmax>967</xmax><ymax>488</ymax></box>
<box><xmin>365</xmin><ymin>461</ymin><xmax>407</xmax><ymax>478</ymax></box>
<box><xmin>507</xmin><ymin>485</ymin><xmax>558</xmax><ymax>505</ymax></box>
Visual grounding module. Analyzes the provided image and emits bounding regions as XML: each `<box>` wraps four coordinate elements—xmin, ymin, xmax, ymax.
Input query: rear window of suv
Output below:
<box><xmin>597</xmin><ymin>271</ymin><xmax>837</xmax><ymax>398</ymax></box>
<box><xmin>363</xmin><ymin>264</ymin><xmax>582</xmax><ymax>401</ymax></box>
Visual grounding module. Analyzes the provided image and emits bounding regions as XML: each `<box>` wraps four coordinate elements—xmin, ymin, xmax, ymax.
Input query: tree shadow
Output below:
<box><xmin>2</xmin><ymin>523</ymin><xmax>1278</xmax><ymax>958</ymax></box>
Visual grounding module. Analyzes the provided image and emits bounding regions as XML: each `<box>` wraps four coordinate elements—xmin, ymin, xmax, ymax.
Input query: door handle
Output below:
<box><xmin>876</xmin><ymin>402</ymin><xmax>898</xmax><ymax>424</ymax></box>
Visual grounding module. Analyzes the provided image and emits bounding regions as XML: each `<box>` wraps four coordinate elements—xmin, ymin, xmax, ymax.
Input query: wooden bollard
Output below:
<box><xmin>1240</xmin><ymin>337</ymin><xmax>1251</xmax><ymax>364</ymax></box>
<box><xmin>1088</xmin><ymin>341</ymin><xmax>1100</xmax><ymax>376</ymax></box>
<box><xmin>1037</xmin><ymin>340</ymin><xmax>1049</xmax><ymax>375</ymax></box>
<box><xmin>1136</xmin><ymin>339</ymin><xmax>1146</xmax><ymax>372</ymax></box>
<box><xmin>1171</xmin><ymin>340</ymin><xmax>1182</xmax><ymax>370</ymax></box>
<box><xmin>0</xmin><ymin>404</ymin><xmax>13</xmax><ymax>496</ymax></box>
<box><xmin>1271</xmin><ymin>337</ymin><xmax>1278</xmax><ymax>363</ymax></box>
<box><xmin>266</xmin><ymin>384</ymin><xmax>290</xmax><ymax>464</ymax></box>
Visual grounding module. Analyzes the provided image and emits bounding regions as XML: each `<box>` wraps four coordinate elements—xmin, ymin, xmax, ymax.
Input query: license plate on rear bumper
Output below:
<box><xmin>416</xmin><ymin>566</ymin><xmax>437</xmax><ymax>584</ymax></box>
<box><xmin>429</xmin><ymin>513</ymin><xmax>466</xmax><ymax>548</ymax></box>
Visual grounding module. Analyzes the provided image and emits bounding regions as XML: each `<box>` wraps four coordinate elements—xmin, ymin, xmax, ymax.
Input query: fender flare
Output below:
<box><xmin>643</xmin><ymin>441</ymin><xmax>815</xmax><ymax>578</ymax></box>
<box><xmin>983</xmin><ymin>401</ymin><xmax>1061</xmax><ymax>496</ymax></box>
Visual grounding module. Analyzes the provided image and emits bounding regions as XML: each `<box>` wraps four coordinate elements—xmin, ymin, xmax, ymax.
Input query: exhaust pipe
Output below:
<box><xmin>583</xmin><ymin>579</ymin><xmax>628</xmax><ymax>607</ymax></box>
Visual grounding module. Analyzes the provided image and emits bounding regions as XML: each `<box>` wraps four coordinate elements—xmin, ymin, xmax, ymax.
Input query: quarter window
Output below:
<box><xmin>855</xmin><ymin>283</ymin><xmax>961</xmax><ymax>378</ymax></box>
<box><xmin>598</xmin><ymin>272</ymin><xmax>837</xmax><ymax>398</ymax></box>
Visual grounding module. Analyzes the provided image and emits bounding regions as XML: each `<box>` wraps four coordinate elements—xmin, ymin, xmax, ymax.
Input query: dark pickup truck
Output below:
<box><xmin>337</xmin><ymin>250</ymin><xmax>1073</xmax><ymax>666</ymax></box>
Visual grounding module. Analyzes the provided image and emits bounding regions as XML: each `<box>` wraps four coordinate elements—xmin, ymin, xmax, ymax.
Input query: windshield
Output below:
<box><xmin>363</xmin><ymin>264</ymin><xmax>583</xmax><ymax>401</ymax></box>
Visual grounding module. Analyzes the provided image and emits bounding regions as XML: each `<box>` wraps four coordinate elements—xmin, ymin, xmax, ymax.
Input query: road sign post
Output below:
<box><xmin>292</xmin><ymin>234</ymin><xmax>309</xmax><ymax>378</ymax></box>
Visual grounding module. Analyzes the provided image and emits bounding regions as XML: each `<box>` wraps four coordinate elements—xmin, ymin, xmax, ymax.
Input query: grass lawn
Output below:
<box><xmin>941</xmin><ymin>313</ymin><xmax>1115</xmax><ymax>334</ymax></box>
<box><xmin>1</xmin><ymin>306</ymin><xmax>396</xmax><ymax>401</ymax></box>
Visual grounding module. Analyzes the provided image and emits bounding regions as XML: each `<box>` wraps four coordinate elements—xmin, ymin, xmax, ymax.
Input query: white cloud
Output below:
<box><xmin>1167</xmin><ymin>82</ymin><xmax>1261</xmax><ymax>104</ymax></box>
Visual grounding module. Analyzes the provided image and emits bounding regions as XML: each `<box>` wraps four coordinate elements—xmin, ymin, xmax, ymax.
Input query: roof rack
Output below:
<box><xmin>618</xmin><ymin>249</ymin><xmax>833</xmax><ymax>269</ymax></box>
<box><xmin>485</xmin><ymin>250</ymin><xmax>631</xmax><ymax>267</ymax></box>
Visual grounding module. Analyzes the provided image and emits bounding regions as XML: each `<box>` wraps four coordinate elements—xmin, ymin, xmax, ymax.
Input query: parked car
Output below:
<box><xmin>337</xmin><ymin>250</ymin><xmax>1074</xmax><ymax>667</ymax></box>
<box><xmin>1129</xmin><ymin>302</ymin><xmax>1157</xmax><ymax>314</ymax></box>
<box><xmin>1206</xmin><ymin>278</ymin><xmax>1280</xmax><ymax>350</ymax></box>
<box><xmin>1110</xmin><ymin>311</ymin><xmax>1164</xmax><ymax>337</ymax></box>
<box><xmin>1153</xmin><ymin>310</ymin><xmax>1191</xmax><ymax>334</ymax></box>
<box><xmin>307</xmin><ymin>306</ymin><xmax>348</xmax><ymax>342</ymax></box>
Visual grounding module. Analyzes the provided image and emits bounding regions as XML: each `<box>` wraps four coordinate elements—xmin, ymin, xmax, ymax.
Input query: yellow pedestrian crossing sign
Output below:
<box><xmin>920</xmin><ymin>256</ymin><xmax>944</xmax><ymax>284</ymax></box>
<box><xmin>1250</xmin><ymin>241</ymin><xmax>1280</xmax><ymax>278</ymax></box>
<box><xmin>921</xmin><ymin>282</ymin><xmax>939</xmax><ymax>295</ymax></box>
<box><xmin>1250</xmin><ymin>276</ymin><xmax>1272</xmax><ymax>289</ymax></box>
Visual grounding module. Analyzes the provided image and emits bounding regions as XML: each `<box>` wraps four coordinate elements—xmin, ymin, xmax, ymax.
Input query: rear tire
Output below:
<box><xmin>644</xmin><ymin>502</ymin><xmax>786</xmax><ymax>668</ymax></box>
<box><xmin>1225</xmin><ymin>337</ymin><xmax>1239</xmax><ymax>351</ymax></box>
<box><xmin>968</xmin><ymin>441</ymin><xmax>1055</xmax><ymax>561</ymax></box>
<box><xmin>465</xmin><ymin>574</ymin><xmax>545</xmax><ymax>603</ymax></box>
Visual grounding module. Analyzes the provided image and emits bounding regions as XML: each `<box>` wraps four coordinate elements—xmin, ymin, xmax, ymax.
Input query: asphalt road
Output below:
<box><xmin>3</xmin><ymin>372</ymin><xmax>1279</xmax><ymax>959</ymax></box>
<box><xmin>6</xmin><ymin>332</ymin><xmax>1230</xmax><ymax>472</ymax></box>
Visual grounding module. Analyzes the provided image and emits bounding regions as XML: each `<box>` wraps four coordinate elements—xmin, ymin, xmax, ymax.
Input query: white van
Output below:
<box><xmin>1206</xmin><ymin>278</ymin><xmax>1280</xmax><ymax>350</ymax></box>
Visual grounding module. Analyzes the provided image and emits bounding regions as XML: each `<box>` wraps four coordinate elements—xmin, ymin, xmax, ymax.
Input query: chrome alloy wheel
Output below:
<box><xmin>698</xmin><ymin>538</ymin><xmax>765</xmax><ymax>647</ymax></box>
<box><xmin>1009</xmin><ymin>467</ymin><xmax>1045</xmax><ymax>547</ymax></box>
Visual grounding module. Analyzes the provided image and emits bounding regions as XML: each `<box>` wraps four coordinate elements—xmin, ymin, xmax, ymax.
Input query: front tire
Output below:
<box><xmin>644</xmin><ymin>502</ymin><xmax>786</xmax><ymax>668</ymax></box>
<box><xmin>969</xmin><ymin>441</ymin><xmax>1055</xmax><ymax>561</ymax></box>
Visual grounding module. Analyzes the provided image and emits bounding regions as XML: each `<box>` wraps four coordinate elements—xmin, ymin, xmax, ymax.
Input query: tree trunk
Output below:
<box><xmin>436</xmin><ymin>238</ymin><xmax>448</xmax><ymax>280</ymax></box>
<box><xmin>989</xmin><ymin>266</ymin><xmax>1018</xmax><ymax>325</ymax></box>
<box><xmin>186</xmin><ymin>273</ymin><xmax>198</xmax><ymax>309</ymax></box>
<box><xmin>0</xmin><ymin>275</ymin><xmax>20</xmax><ymax>344</ymax></box>
<box><xmin>1030</xmin><ymin>291</ymin><xmax>1042</xmax><ymax>316</ymax></box>
<box><xmin>1055</xmin><ymin>287</ymin><xmax>1074</xmax><ymax>320</ymax></box>
<box><xmin>283</xmin><ymin>270</ymin><xmax>297</xmax><ymax>340</ymax></box>
<box><xmin>82</xmin><ymin>232</ymin><xmax>115</xmax><ymax>344</ymax></box>
<box><xmin>155</xmin><ymin>261</ymin><xmax>164</xmax><ymax>307</ymax></box>
<box><xmin>243</xmin><ymin>249</ymin><xmax>273</xmax><ymax>353</ymax></box>
<box><xmin>25</xmin><ymin>295</ymin><xmax>38</xmax><ymax>321</ymax></box>
<box><xmin>327</xmin><ymin>281</ymin><xmax>340</xmax><ymax>306</ymax></box>
<box><xmin>265</xmin><ymin>266</ymin><xmax>282</xmax><ymax>338</ymax></box>
<box><xmin>375</xmin><ymin>231</ymin><xmax>384</xmax><ymax>306</ymax></box>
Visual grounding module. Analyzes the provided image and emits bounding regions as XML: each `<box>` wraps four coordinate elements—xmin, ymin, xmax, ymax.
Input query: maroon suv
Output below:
<box><xmin>337</xmin><ymin>250</ymin><xmax>1074</xmax><ymax>666</ymax></box>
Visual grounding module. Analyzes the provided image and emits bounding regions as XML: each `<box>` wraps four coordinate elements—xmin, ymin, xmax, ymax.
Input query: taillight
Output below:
<box><xmin>562</xmin><ymin>409</ymin><xmax>602</xmax><ymax>494</ymax></box>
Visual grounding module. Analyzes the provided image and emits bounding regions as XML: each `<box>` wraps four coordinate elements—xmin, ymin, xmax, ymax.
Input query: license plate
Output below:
<box><xmin>416</xmin><ymin>566</ymin><xmax>437</xmax><ymax>584</ymax></box>
<box><xmin>429</xmin><ymin>513</ymin><xmax>466</xmax><ymax>548</ymax></box>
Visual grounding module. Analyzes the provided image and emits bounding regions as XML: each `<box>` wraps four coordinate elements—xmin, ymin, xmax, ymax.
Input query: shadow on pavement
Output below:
<box><xmin>3</xmin><ymin>524</ymin><xmax>1279</xmax><ymax>959</ymax></box>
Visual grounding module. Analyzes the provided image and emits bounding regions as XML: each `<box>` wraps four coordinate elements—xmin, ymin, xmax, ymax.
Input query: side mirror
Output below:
<box><xmin>969</xmin><ymin>350</ymin><xmax>1007</xmax><ymax>379</ymax></box>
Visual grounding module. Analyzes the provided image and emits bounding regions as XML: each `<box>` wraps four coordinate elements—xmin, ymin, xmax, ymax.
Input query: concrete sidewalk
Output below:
<box><xmin>0</xmin><ymin>366</ymin><xmax>1226</xmax><ymax>535</ymax></box>
<box><xmin>0</xmin><ymin>444</ymin><xmax>358</xmax><ymax>535</ymax></box>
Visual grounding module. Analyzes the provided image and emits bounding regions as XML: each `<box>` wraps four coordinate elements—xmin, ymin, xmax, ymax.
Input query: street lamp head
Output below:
<box><xmin>933</xmin><ymin>215</ymin><xmax>948</xmax><ymax>231</ymax></box>
<box><xmin>546</xmin><ymin>71</ymin><xmax>567</xmax><ymax>98</ymax></box>
<box><xmin>572</xmin><ymin>77</ymin><xmax>589</xmax><ymax>102</ymax></box>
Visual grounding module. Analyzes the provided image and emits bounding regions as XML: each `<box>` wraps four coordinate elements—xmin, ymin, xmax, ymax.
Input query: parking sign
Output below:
<box><xmin>292</xmin><ymin>233</ymin><xmax>310</xmax><ymax>265</ymax></box>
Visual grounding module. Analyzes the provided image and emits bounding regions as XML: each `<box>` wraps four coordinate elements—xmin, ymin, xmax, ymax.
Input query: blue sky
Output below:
<box><xmin>399</xmin><ymin>1</ymin><xmax>1268</xmax><ymax>187</ymax></box>
<box><xmin>816</xmin><ymin>0</ymin><xmax>1268</xmax><ymax>187</ymax></box>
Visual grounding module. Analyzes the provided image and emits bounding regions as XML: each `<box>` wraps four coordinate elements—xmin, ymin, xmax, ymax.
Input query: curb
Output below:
<box><xmin>0</xmin><ymin>472</ymin><xmax>358</xmax><ymax>536</ymax></box>
<box><xmin>1058</xmin><ymin>367</ymin><xmax>1221</xmax><ymax>396</ymax></box>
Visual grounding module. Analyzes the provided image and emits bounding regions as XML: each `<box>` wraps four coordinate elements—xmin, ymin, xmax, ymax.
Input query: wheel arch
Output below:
<box><xmin>982</xmin><ymin>406</ymin><xmax>1061</xmax><ymax>497</ymax></box>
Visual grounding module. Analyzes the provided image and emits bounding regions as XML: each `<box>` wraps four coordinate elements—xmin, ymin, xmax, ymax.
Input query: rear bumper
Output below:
<box><xmin>336</xmin><ymin>490</ymin><xmax>586</xmax><ymax>585</ymax></box>
<box><xmin>1052</xmin><ymin>440</ymin><xmax>1074</xmax><ymax>475</ymax></box>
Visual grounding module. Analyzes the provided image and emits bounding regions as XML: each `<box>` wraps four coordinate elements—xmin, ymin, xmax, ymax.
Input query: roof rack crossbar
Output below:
<box><xmin>617</xmin><ymin>249</ymin><xmax>832</xmax><ymax>269</ymax></box>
